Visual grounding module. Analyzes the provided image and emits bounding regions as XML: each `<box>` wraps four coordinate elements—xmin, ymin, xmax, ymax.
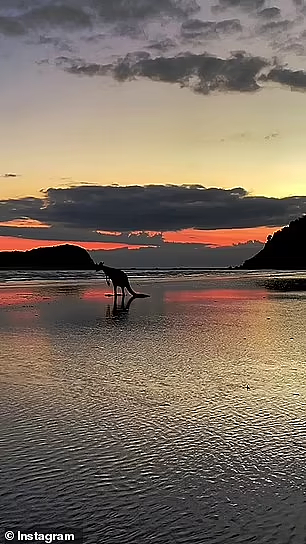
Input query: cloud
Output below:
<box><xmin>91</xmin><ymin>0</ymin><xmax>200</xmax><ymax>21</ymax></box>
<box><xmin>61</xmin><ymin>47</ymin><xmax>306</xmax><ymax>96</ymax></box>
<box><xmin>146</xmin><ymin>38</ymin><xmax>177</xmax><ymax>52</ymax></box>
<box><xmin>276</xmin><ymin>41</ymin><xmax>305</xmax><ymax>56</ymax></box>
<box><xmin>0</xmin><ymin>15</ymin><xmax>25</xmax><ymax>35</ymax></box>
<box><xmin>258</xmin><ymin>19</ymin><xmax>294</xmax><ymax>35</ymax></box>
<box><xmin>264</xmin><ymin>131</ymin><xmax>279</xmax><ymax>140</ymax></box>
<box><xmin>112</xmin><ymin>20</ymin><xmax>146</xmax><ymax>38</ymax></box>
<box><xmin>260</xmin><ymin>66</ymin><xmax>306</xmax><ymax>90</ymax></box>
<box><xmin>21</xmin><ymin>5</ymin><xmax>92</xmax><ymax>29</ymax></box>
<box><xmin>62</xmin><ymin>59</ymin><xmax>110</xmax><ymax>76</ymax></box>
<box><xmin>181</xmin><ymin>19</ymin><xmax>217</xmax><ymax>38</ymax></box>
<box><xmin>63</xmin><ymin>51</ymin><xmax>268</xmax><ymax>94</ymax></box>
<box><xmin>215</xmin><ymin>18</ymin><xmax>242</xmax><ymax>33</ymax></box>
<box><xmin>1</xmin><ymin>0</ymin><xmax>305</xmax><ymax>81</ymax></box>
<box><xmin>0</xmin><ymin>0</ymin><xmax>202</xmax><ymax>42</ymax></box>
<box><xmin>181</xmin><ymin>18</ymin><xmax>242</xmax><ymax>39</ymax></box>
<box><xmin>211</xmin><ymin>0</ymin><xmax>264</xmax><ymax>13</ymax></box>
<box><xmin>1</xmin><ymin>185</ymin><xmax>305</xmax><ymax>233</ymax></box>
<box><xmin>35</xmin><ymin>34</ymin><xmax>74</xmax><ymax>52</ymax></box>
<box><xmin>257</xmin><ymin>7</ymin><xmax>281</xmax><ymax>19</ymax></box>
<box><xmin>216</xmin><ymin>130</ymin><xmax>280</xmax><ymax>143</ymax></box>
<box><xmin>0</xmin><ymin>222</ymin><xmax>164</xmax><ymax>246</ymax></box>
<box><xmin>0</xmin><ymin>196</ymin><xmax>43</xmax><ymax>223</ymax></box>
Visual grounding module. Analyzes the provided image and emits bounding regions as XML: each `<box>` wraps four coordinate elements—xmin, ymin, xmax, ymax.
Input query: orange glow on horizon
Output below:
<box><xmin>0</xmin><ymin>219</ymin><xmax>50</xmax><ymax>228</ymax></box>
<box><xmin>96</xmin><ymin>230</ymin><xmax>122</xmax><ymax>236</ymax></box>
<box><xmin>164</xmin><ymin>226</ymin><xmax>277</xmax><ymax>246</ymax></box>
<box><xmin>0</xmin><ymin>237</ymin><xmax>150</xmax><ymax>252</ymax></box>
<box><xmin>0</xmin><ymin>225</ymin><xmax>279</xmax><ymax>252</ymax></box>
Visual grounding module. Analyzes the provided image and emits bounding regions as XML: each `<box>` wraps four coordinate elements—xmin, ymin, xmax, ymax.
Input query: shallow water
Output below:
<box><xmin>0</xmin><ymin>272</ymin><xmax>305</xmax><ymax>543</ymax></box>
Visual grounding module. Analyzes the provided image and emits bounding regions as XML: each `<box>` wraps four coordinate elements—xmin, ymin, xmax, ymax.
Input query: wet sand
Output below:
<box><xmin>0</xmin><ymin>276</ymin><xmax>305</xmax><ymax>543</ymax></box>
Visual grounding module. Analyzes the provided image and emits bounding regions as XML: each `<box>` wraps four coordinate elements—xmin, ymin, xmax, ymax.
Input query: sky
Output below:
<box><xmin>0</xmin><ymin>0</ymin><xmax>306</xmax><ymax>266</ymax></box>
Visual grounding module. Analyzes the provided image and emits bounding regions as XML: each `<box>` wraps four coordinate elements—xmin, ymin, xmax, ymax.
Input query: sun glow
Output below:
<box><xmin>0</xmin><ymin>219</ymin><xmax>50</xmax><ymax>228</ymax></box>
<box><xmin>0</xmin><ymin>237</ymin><xmax>153</xmax><ymax>252</ymax></box>
<box><xmin>164</xmin><ymin>227</ymin><xmax>277</xmax><ymax>247</ymax></box>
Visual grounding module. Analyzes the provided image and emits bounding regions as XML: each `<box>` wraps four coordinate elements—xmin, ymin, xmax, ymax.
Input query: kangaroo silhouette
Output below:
<box><xmin>96</xmin><ymin>262</ymin><xmax>150</xmax><ymax>298</ymax></box>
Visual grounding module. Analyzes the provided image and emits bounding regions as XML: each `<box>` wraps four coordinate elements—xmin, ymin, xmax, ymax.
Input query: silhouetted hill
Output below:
<box><xmin>0</xmin><ymin>244</ymin><xmax>96</xmax><ymax>269</ymax></box>
<box><xmin>241</xmin><ymin>215</ymin><xmax>306</xmax><ymax>269</ymax></box>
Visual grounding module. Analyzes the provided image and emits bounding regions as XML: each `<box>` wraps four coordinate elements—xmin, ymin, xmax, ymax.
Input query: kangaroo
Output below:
<box><xmin>96</xmin><ymin>262</ymin><xmax>150</xmax><ymax>298</ymax></box>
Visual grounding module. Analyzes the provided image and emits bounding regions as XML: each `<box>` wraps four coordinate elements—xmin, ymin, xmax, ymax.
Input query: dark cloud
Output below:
<box><xmin>0</xmin><ymin>15</ymin><xmax>25</xmax><ymax>35</ymax></box>
<box><xmin>0</xmin><ymin>196</ymin><xmax>43</xmax><ymax>223</ymax></box>
<box><xmin>257</xmin><ymin>7</ymin><xmax>281</xmax><ymax>18</ymax></box>
<box><xmin>36</xmin><ymin>34</ymin><xmax>74</xmax><ymax>52</ymax></box>
<box><xmin>181</xmin><ymin>18</ymin><xmax>242</xmax><ymax>39</ymax></box>
<box><xmin>181</xmin><ymin>19</ymin><xmax>217</xmax><ymax>38</ymax></box>
<box><xmin>211</xmin><ymin>0</ymin><xmax>264</xmax><ymax>13</ymax></box>
<box><xmin>91</xmin><ymin>0</ymin><xmax>199</xmax><ymax>20</ymax></box>
<box><xmin>64</xmin><ymin>60</ymin><xmax>111</xmax><ymax>76</ymax></box>
<box><xmin>0</xmin><ymin>223</ymin><xmax>163</xmax><ymax>246</ymax></box>
<box><xmin>264</xmin><ymin>131</ymin><xmax>279</xmax><ymax>140</ymax></box>
<box><xmin>63</xmin><ymin>51</ymin><xmax>267</xmax><ymax>94</ymax></box>
<box><xmin>22</xmin><ymin>5</ymin><xmax>92</xmax><ymax>29</ymax></box>
<box><xmin>1</xmin><ymin>185</ymin><xmax>305</xmax><ymax>233</ymax></box>
<box><xmin>0</xmin><ymin>0</ymin><xmax>201</xmax><ymax>40</ymax></box>
<box><xmin>112</xmin><ymin>20</ymin><xmax>145</xmax><ymax>38</ymax></box>
<box><xmin>83</xmin><ymin>32</ymin><xmax>106</xmax><ymax>42</ymax></box>
<box><xmin>216</xmin><ymin>18</ymin><xmax>242</xmax><ymax>32</ymax></box>
<box><xmin>0</xmin><ymin>0</ymin><xmax>38</xmax><ymax>6</ymax></box>
<box><xmin>275</xmin><ymin>41</ymin><xmax>305</xmax><ymax>55</ymax></box>
<box><xmin>259</xmin><ymin>19</ymin><xmax>294</xmax><ymax>35</ymax></box>
<box><xmin>146</xmin><ymin>38</ymin><xmax>177</xmax><ymax>52</ymax></box>
<box><xmin>260</xmin><ymin>66</ymin><xmax>306</xmax><ymax>90</ymax></box>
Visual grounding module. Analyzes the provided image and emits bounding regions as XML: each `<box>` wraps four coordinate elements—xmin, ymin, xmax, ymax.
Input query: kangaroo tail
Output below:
<box><xmin>126</xmin><ymin>281</ymin><xmax>150</xmax><ymax>298</ymax></box>
<box><xmin>126</xmin><ymin>281</ymin><xmax>137</xmax><ymax>296</ymax></box>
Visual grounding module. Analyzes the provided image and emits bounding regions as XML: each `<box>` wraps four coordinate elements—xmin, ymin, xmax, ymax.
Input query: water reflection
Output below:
<box><xmin>0</xmin><ymin>288</ymin><xmax>54</xmax><ymax>308</ymax></box>
<box><xmin>165</xmin><ymin>288</ymin><xmax>268</xmax><ymax>302</ymax></box>
<box><xmin>0</xmin><ymin>276</ymin><xmax>305</xmax><ymax>544</ymax></box>
<box><xmin>0</xmin><ymin>284</ymin><xmax>88</xmax><ymax>308</ymax></box>
<box><xmin>106</xmin><ymin>296</ymin><xmax>137</xmax><ymax>319</ymax></box>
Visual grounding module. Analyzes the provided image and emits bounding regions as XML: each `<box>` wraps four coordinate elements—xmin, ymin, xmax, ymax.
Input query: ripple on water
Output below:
<box><xmin>0</xmin><ymin>277</ymin><xmax>306</xmax><ymax>543</ymax></box>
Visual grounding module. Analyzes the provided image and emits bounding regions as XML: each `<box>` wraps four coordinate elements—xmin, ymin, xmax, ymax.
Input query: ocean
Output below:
<box><xmin>0</xmin><ymin>269</ymin><xmax>305</xmax><ymax>544</ymax></box>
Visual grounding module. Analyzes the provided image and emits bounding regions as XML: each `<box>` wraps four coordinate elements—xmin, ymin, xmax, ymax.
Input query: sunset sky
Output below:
<box><xmin>0</xmin><ymin>0</ymin><xmax>306</xmax><ymax>266</ymax></box>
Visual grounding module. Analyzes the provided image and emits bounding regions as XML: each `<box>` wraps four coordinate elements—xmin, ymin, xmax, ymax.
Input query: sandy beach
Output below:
<box><xmin>0</xmin><ymin>272</ymin><xmax>305</xmax><ymax>544</ymax></box>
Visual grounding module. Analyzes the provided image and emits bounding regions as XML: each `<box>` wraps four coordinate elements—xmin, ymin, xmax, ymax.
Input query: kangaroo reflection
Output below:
<box><xmin>106</xmin><ymin>295</ymin><xmax>137</xmax><ymax>319</ymax></box>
